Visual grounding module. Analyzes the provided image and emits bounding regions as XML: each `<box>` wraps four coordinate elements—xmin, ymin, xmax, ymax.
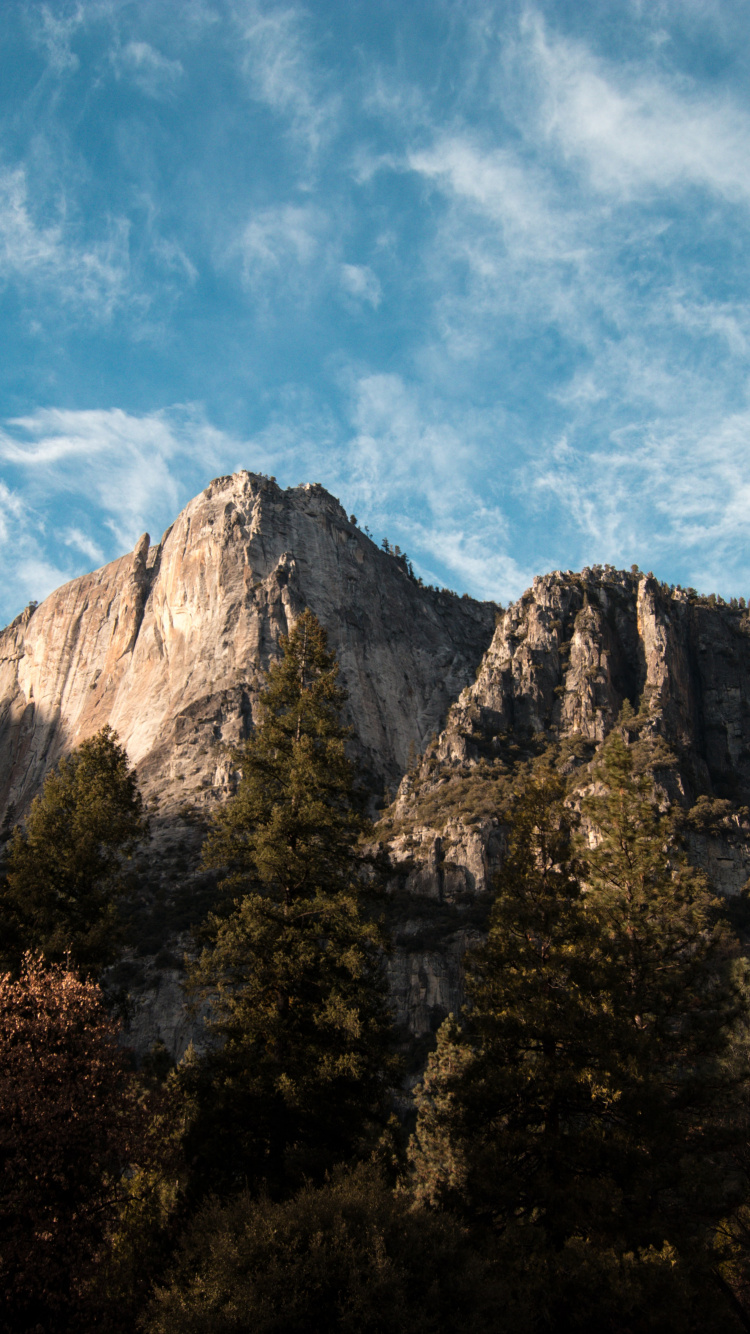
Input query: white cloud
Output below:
<box><xmin>529</xmin><ymin>408</ymin><xmax>750</xmax><ymax>594</ymax></box>
<box><xmin>336</xmin><ymin>372</ymin><xmax>528</xmax><ymax>602</ymax></box>
<box><xmin>236</xmin><ymin>203</ymin><xmax>331</xmax><ymax>298</ymax></box>
<box><xmin>232</xmin><ymin>0</ymin><xmax>339</xmax><ymax>153</ymax></box>
<box><xmin>0</xmin><ymin>166</ymin><xmax>130</xmax><ymax>317</ymax></box>
<box><xmin>527</xmin><ymin>15</ymin><xmax>750</xmax><ymax>202</ymax></box>
<box><xmin>62</xmin><ymin>527</ymin><xmax>105</xmax><ymax>564</ymax></box>
<box><xmin>113</xmin><ymin>40</ymin><xmax>184</xmax><ymax>99</ymax></box>
<box><xmin>0</xmin><ymin>405</ymin><xmax>228</xmax><ymax>551</ymax></box>
<box><xmin>0</xmin><ymin>481</ymin><xmax>68</xmax><ymax>621</ymax></box>
<box><xmin>32</xmin><ymin>3</ymin><xmax>84</xmax><ymax>73</ymax></box>
<box><xmin>340</xmin><ymin>263</ymin><xmax>381</xmax><ymax>308</ymax></box>
<box><xmin>410</xmin><ymin>137</ymin><xmax>568</xmax><ymax>260</ymax></box>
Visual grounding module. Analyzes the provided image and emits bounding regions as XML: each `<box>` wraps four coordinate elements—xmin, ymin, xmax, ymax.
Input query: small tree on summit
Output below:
<box><xmin>0</xmin><ymin>726</ymin><xmax>146</xmax><ymax>977</ymax></box>
<box><xmin>184</xmin><ymin>610</ymin><xmax>396</xmax><ymax>1198</ymax></box>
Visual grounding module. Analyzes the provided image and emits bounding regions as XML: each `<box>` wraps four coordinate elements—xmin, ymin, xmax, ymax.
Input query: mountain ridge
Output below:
<box><xmin>3</xmin><ymin>477</ymin><xmax>750</xmax><ymax>1061</ymax></box>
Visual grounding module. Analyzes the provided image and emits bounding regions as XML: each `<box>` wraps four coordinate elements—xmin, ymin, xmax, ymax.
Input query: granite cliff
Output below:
<box><xmin>3</xmin><ymin>491</ymin><xmax>750</xmax><ymax>1065</ymax></box>
<box><xmin>381</xmin><ymin>565</ymin><xmax>750</xmax><ymax>1058</ymax></box>
<box><xmin>0</xmin><ymin>471</ymin><xmax>495</xmax><ymax>826</ymax></box>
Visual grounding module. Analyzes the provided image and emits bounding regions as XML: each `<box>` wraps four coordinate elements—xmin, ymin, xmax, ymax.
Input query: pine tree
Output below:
<box><xmin>577</xmin><ymin>726</ymin><xmax>749</xmax><ymax>1262</ymax></box>
<box><xmin>409</xmin><ymin>735</ymin><xmax>750</xmax><ymax>1328</ymax></box>
<box><xmin>409</xmin><ymin>759</ymin><xmax>603</xmax><ymax>1242</ymax></box>
<box><xmin>184</xmin><ymin>610</ymin><xmax>397</xmax><ymax>1197</ymax></box>
<box><xmin>0</xmin><ymin>726</ymin><xmax>146</xmax><ymax>976</ymax></box>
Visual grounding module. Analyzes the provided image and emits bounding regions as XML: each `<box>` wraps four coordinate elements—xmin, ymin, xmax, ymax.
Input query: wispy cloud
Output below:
<box><xmin>240</xmin><ymin>203</ymin><xmax>320</xmax><ymax>272</ymax></box>
<box><xmin>527</xmin><ymin>15</ymin><xmax>750</xmax><ymax>202</ymax></box>
<box><xmin>340</xmin><ymin>263</ymin><xmax>381</xmax><ymax>308</ymax></box>
<box><xmin>62</xmin><ymin>527</ymin><xmax>105</xmax><ymax>564</ymax></box>
<box><xmin>31</xmin><ymin>3</ymin><xmax>84</xmax><ymax>73</ymax></box>
<box><xmin>0</xmin><ymin>166</ymin><xmax>130</xmax><ymax>317</ymax></box>
<box><xmin>112</xmin><ymin>40</ymin><xmax>184</xmax><ymax>99</ymax></box>
<box><xmin>529</xmin><ymin>406</ymin><xmax>750</xmax><ymax>594</ymax></box>
<box><xmin>336</xmin><ymin>372</ymin><xmax>528</xmax><ymax>601</ymax></box>
<box><xmin>232</xmin><ymin>0</ymin><xmax>339</xmax><ymax>153</ymax></box>
<box><xmin>0</xmin><ymin>405</ymin><xmax>228</xmax><ymax>552</ymax></box>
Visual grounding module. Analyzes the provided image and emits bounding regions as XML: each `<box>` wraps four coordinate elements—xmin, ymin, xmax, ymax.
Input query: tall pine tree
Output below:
<box><xmin>409</xmin><ymin>732</ymin><xmax>750</xmax><ymax>1329</ymax></box>
<box><xmin>578</xmin><ymin>727</ymin><xmax>749</xmax><ymax>1264</ymax></box>
<box><xmin>409</xmin><ymin>759</ymin><xmax>603</xmax><ymax>1240</ymax></box>
<box><xmin>183</xmin><ymin>610</ymin><xmax>396</xmax><ymax>1197</ymax></box>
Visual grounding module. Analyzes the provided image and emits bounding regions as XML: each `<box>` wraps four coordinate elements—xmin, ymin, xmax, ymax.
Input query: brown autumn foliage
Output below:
<box><xmin>0</xmin><ymin>953</ymin><xmax>153</xmax><ymax>1332</ymax></box>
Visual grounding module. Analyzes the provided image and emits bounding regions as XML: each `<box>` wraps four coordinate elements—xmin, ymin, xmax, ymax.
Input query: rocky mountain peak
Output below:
<box><xmin>0</xmin><ymin>471</ymin><xmax>497</xmax><ymax>829</ymax></box>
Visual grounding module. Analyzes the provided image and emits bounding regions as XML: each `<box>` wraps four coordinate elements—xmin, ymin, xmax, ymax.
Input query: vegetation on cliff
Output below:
<box><xmin>4</xmin><ymin>604</ymin><xmax>750</xmax><ymax>1329</ymax></box>
<box><xmin>409</xmin><ymin>725</ymin><xmax>750</xmax><ymax>1329</ymax></box>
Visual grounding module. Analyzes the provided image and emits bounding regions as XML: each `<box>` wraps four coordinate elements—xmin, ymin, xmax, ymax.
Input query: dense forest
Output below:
<box><xmin>2</xmin><ymin>610</ymin><xmax>750</xmax><ymax>1332</ymax></box>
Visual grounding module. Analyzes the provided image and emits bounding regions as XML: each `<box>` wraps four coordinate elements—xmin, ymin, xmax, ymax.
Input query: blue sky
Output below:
<box><xmin>2</xmin><ymin>0</ymin><xmax>750</xmax><ymax>623</ymax></box>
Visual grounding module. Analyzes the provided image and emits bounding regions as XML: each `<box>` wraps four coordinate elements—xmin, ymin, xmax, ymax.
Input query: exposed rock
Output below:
<box><xmin>0</xmin><ymin>472</ymin><xmax>497</xmax><ymax>826</ymax></box>
<box><xmin>0</xmin><ymin>472</ymin><xmax>498</xmax><ymax>1060</ymax></box>
<box><xmin>6</xmin><ymin>525</ymin><xmax>750</xmax><ymax>1061</ymax></box>
<box><xmin>379</xmin><ymin>570</ymin><xmax>750</xmax><ymax>1046</ymax></box>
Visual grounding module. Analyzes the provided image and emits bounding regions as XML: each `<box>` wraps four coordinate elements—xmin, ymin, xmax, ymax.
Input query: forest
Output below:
<box><xmin>2</xmin><ymin>609</ymin><xmax>750</xmax><ymax>1333</ymax></box>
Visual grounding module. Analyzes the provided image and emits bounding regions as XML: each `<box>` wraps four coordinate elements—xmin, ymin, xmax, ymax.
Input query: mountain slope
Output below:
<box><xmin>0</xmin><ymin>471</ymin><xmax>496</xmax><ymax>828</ymax></box>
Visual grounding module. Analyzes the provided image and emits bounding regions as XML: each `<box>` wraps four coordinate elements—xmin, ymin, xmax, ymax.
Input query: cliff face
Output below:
<box><xmin>5</xmin><ymin>515</ymin><xmax>750</xmax><ymax>1064</ymax></box>
<box><xmin>381</xmin><ymin>568</ymin><xmax>750</xmax><ymax>1052</ymax></box>
<box><xmin>0</xmin><ymin>471</ymin><xmax>496</xmax><ymax>828</ymax></box>
<box><xmin>437</xmin><ymin>566</ymin><xmax>750</xmax><ymax>800</ymax></box>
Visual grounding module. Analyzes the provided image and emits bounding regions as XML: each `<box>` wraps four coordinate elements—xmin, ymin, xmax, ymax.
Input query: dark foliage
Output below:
<box><xmin>0</xmin><ymin>726</ymin><xmax>146</xmax><ymax>976</ymax></box>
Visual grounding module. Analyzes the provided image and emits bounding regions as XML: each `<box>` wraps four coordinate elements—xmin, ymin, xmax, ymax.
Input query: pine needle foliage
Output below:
<box><xmin>185</xmin><ymin>610</ymin><xmax>397</xmax><ymax>1197</ymax></box>
<box><xmin>201</xmin><ymin>609</ymin><xmax>367</xmax><ymax>906</ymax></box>
<box><xmin>577</xmin><ymin>724</ymin><xmax>750</xmax><ymax>1259</ymax></box>
<box><xmin>0</xmin><ymin>726</ymin><xmax>145</xmax><ymax>977</ymax></box>
<box><xmin>409</xmin><ymin>758</ymin><xmax>601</xmax><ymax>1239</ymax></box>
<box><xmin>409</xmin><ymin>730</ymin><xmax>750</xmax><ymax>1328</ymax></box>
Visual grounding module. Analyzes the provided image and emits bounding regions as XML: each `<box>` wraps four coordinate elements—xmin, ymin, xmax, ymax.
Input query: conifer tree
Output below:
<box><xmin>409</xmin><ymin>735</ymin><xmax>750</xmax><ymax>1328</ymax></box>
<box><xmin>0</xmin><ymin>726</ymin><xmax>145</xmax><ymax>977</ymax></box>
<box><xmin>184</xmin><ymin>610</ymin><xmax>396</xmax><ymax>1197</ymax></box>
<box><xmin>577</xmin><ymin>727</ymin><xmax>749</xmax><ymax>1262</ymax></box>
<box><xmin>409</xmin><ymin>759</ymin><xmax>602</xmax><ymax>1241</ymax></box>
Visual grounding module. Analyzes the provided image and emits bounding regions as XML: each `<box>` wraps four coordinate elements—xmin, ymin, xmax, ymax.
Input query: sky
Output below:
<box><xmin>1</xmin><ymin>0</ymin><xmax>750</xmax><ymax>624</ymax></box>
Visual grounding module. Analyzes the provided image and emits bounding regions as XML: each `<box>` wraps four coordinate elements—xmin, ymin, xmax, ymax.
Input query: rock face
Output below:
<box><xmin>5</xmin><ymin>526</ymin><xmax>750</xmax><ymax>1063</ymax></box>
<box><xmin>381</xmin><ymin>567</ymin><xmax>750</xmax><ymax>1053</ymax></box>
<box><xmin>438</xmin><ymin>566</ymin><xmax>750</xmax><ymax>804</ymax></box>
<box><xmin>0</xmin><ymin>471</ymin><xmax>497</xmax><ymax>828</ymax></box>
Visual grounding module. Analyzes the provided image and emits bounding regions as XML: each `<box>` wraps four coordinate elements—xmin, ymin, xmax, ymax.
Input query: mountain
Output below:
<box><xmin>2</xmin><ymin>483</ymin><xmax>750</xmax><ymax>1063</ymax></box>
<box><xmin>380</xmin><ymin>565</ymin><xmax>750</xmax><ymax>1061</ymax></box>
<box><xmin>0</xmin><ymin>471</ymin><xmax>496</xmax><ymax>826</ymax></box>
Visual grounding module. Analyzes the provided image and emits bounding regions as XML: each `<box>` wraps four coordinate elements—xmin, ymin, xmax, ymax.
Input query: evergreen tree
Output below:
<box><xmin>409</xmin><ymin>760</ymin><xmax>603</xmax><ymax>1240</ymax></box>
<box><xmin>577</xmin><ymin>727</ymin><xmax>749</xmax><ymax>1262</ymax></box>
<box><xmin>409</xmin><ymin>735</ymin><xmax>750</xmax><ymax>1329</ymax></box>
<box><xmin>184</xmin><ymin>610</ymin><xmax>397</xmax><ymax>1197</ymax></box>
<box><xmin>0</xmin><ymin>726</ymin><xmax>145</xmax><ymax>976</ymax></box>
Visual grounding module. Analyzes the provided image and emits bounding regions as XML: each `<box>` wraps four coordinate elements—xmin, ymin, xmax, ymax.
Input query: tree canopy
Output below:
<box><xmin>0</xmin><ymin>725</ymin><xmax>146</xmax><ymax>976</ymax></box>
<box><xmin>184</xmin><ymin>610</ymin><xmax>397</xmax><ymax>1197</ymax></box>
<box><xmin>409</xmin><ymin>732</ymin><xmax>750</xmax><ymax>1329</ymax></box>
<box><xmin>0</xmin><ymin>954</ymin><xmax>155</xmax><ymax>1331</ymax></box>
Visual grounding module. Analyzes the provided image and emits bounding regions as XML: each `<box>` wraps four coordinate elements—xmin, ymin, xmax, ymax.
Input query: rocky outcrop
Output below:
<box><xmin>0</xmin><ymin>472</ymin><xmax>497</xmax><ymax>828</ymax></box>
<box><xmin>378</xmin><ymin>569</ymin><xmax>750</xmax><ymax>1051</ymax></box>
<box><xmin>410</xmin><ymin>566</ymin><xmax>750</xmax><ymax>809</ymax></box>
<box><xmin>6</xmin><ymin>531</ymin><xmax>750</xmax><ymax>1061</ymax></box>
